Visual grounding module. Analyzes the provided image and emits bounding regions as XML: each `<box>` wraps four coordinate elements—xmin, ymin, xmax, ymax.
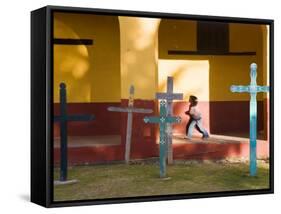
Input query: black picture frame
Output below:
<box><xmin>31</xmin><ymin>5</ymin><xmax>274</xmax><ymax>208</ymax></box>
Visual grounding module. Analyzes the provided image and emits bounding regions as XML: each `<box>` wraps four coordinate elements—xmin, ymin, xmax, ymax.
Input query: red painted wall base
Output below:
<box><xmin>53</xmin><ymin>99</ymin><xmax>269</xmax><ymax>166</ymax></box>
<box><xmin>54</xmin><ymin>140</ymin><xmax>269</xmax><ymax>166</ymax></box>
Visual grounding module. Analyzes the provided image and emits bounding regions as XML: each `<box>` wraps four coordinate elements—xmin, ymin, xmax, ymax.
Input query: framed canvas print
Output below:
<box><xmin>31</xmin><ymin>5</ymin><xmax>274</xmax><ymax>207</ymax></box>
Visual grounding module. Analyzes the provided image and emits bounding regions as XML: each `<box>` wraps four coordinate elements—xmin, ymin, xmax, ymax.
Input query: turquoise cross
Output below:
<box><xmin>144</xmin><ymin>100</ymin><xmax>181</xmax><ymax>178</ymax></box>
<box><xmin>230</xmin><ymin>63</ymin><xmax>269</xmax><ymax>176</ymax></box>
<box><xmin>156</xmin><ymin>76</ymin><xmax>183</xmax><ymax>164</ymax></box>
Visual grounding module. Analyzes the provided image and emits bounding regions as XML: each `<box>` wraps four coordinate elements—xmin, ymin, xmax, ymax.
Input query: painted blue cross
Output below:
<box><xmin>54</xmin><ymin>83</ymin><xmax>95</xmax><ymax>182</ymax></box>
<box><xmin>156</xmin><ymin>76</ymin><xmax>183</xmax><ymax>164</ymax></box>
<box><xmin>144</xmin><ymin>100</ymin><xmax>181</xmax><ymax>178</ymax></box>
<box><xmin>230</xmin><ymin>63</ymin><xmax>269</xmax><ymax>176</ymax></box>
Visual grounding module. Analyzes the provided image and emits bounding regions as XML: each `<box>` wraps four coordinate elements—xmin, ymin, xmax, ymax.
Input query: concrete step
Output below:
<box><xmin>53</xmin><ymin>134</ymin><xmax>269</xmax><ymax>165</ymax></box>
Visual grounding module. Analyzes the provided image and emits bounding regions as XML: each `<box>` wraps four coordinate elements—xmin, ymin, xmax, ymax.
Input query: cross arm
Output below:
<box><xmin>231</xmin><ymin>85</ymin><xmax>270</xmax><ymax>93</ymax></box>
<box><xmin>143</xmin><ymin>116</ymin><xmax>160</xmax><ymax>124</ymax></box>
<box><xmin>165</xmin><ymin>116</ymin><xmax>182</xmax><ymax>124</ymax></box>
<box><xmin>256</xmin><ymin>85</ymin><xmax>270</xmax><ymax>92</ymax></box>
<box><xmin>230</xmin><ymin>85</ymin><xmax>250</xmax><ymax>93</ymax></box>
<box><xmin>107</xmin><ymin>106</ymin><xmax>131</xmax><ymax>113</ymax></box>
<box><xmin>67</xmin><ymin>115</ymin><xmax>95</xmax><ymax>121</ymax></box>
<box><xmin>108</xmin><ymin>106</ymin><xmax>153</xmax><ymax>113</ymax></box>
<box><xmin>53</xmin><ymin>116</ymin><xmax>61</xmax><ymax>122</ymax></box>
<box><xmin>53</xmin><ymin>114</ymin><xmax>95</xmax><ymax>122</ymax></box>
<box><xmin>156</xmin><ymin>93</ymin><xmax>183</xmax><ymax>101</ymax></box>
<box><xmin>131</xmin><ymin>108</ymin><xmax>153</xmax><ymax>114</ymax></box>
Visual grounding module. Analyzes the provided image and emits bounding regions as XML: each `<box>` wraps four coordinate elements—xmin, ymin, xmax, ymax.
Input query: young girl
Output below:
<box><xmin>185</xmin><ymin>95</ymin><xmax>209</xmax><ymax>139</ymax></box>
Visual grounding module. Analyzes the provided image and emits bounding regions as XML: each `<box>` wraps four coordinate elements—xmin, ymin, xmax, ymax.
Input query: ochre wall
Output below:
<box><xmin>53</xmin><ymin>14</ymin><xmax>269</xmax><ymax>140</ymax></box>
<box><xmin>158</xmin><ymin>20</ymin><xmax>269</xmax><ymax>137</ymax></box>
<box><xmin>54</xmin><ymin>15</ymin><xmax>268</xmax><ymax>104</ymax></box>
<box><xmin>118</xmin><ymin>17</ymin><xmax>161</xmax><ymax>100</ymax></box>
<box><xmin>54</xmin><ymin>14</ymin><xmax>162</xmax><ymax>101</ymax></box>
<box><xmin>53</xmin><ymin>12</ymin><xmax>121</xmax><ymax>103</ymax></box>
<box><xmin>158</xmin><ymin>20</ymin><xmax>268</xmax><ymax>102</ymax></box>
<box><xmin>158</xmin><ymin>19</ymin><xmax>197</xmax><ymax>53</ymax></box>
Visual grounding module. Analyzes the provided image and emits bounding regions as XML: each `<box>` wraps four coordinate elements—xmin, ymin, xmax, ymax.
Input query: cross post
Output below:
<box><xmin>108</xmin><ymin>85</ymin><xmax>153</xmax><ymax>164</ymax></box>
<box><xmin>156</xmin><ymin>76</ymin><xmax>183</xmax><ymax>164</ymax></box>
<box><xmin>54</xmin><ymin>83</ymin><xmax>95</xmax><ymax>182</ymax></box>
<box><xmin>230</xmin><ymin>63</ymin><xmax>269</xmax><ymax>176</ymax></box>
<box><xmin>144</xmin><ymin>100</ymin><xmax>181</xmax><ymax>178</ymax></box>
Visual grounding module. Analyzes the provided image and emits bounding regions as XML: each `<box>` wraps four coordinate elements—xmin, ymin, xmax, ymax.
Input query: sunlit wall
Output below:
<box><xmin>119</xmin><ymin>17</ymin><xmax>161</xmax><ymax>100</ymax></box>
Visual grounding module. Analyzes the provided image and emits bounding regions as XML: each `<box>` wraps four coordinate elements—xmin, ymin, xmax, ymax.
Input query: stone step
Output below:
<box><xmin>53</xmin><ymin>134</ymin><xmax>269</xmax><ymax>165</ymax></box>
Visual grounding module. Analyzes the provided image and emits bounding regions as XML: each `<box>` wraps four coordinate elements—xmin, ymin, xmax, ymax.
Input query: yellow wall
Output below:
<box><xmin>53</xmin><ymin>13</ymin><xmax>269</xmax><ymax>103</ymax></box>
<box><xmin>53</xmin><ymin>12</ymin><xmax>121</xmax><ymax>103</ymax></box>
<box><xmin>262</xmin><ymin>25</ymin><xmax>270</xmax><ymax>99</ymax></box>
<box><xmin>119</xmin><ymin>17</ymin><xmax>161</xmax><ymax>100</ymax></box>
<box><xmin>159</xmin><ymin>19</ymin><xmax>197</xmax><ymax>57</ymax></box>
<box><xmin>158</xmin><ymin>20</ymin><xmax>269</xmax><ymax>102</ymax></box>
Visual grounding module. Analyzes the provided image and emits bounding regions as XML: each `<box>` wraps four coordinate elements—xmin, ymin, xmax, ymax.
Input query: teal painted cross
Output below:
<box><xmin>156</xmin><ymin>76</ymin><xmax>183</xmax><ymax>164</ymax></box>
<box><xmin>230</xmin><ymin>63</ymin><xmax>269</xmax><ymax>176</ymax></box>
<box><xmin>144</xmin><ymin>100</ymin><xmax>181</xmax><ymax>178</ymax></box>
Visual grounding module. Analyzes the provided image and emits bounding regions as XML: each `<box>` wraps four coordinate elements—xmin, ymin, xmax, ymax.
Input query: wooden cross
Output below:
<box><xmin>54</xmin><ymin>83</ymin><xmax>95</xmax><ymax>182</ymax></box>
<box><xmin>144</xmin><ymin>100</ymin><xmax>181</xmax><ymax>178</ymax></box>
<box><xmin>156</xmin><ymin>76</ymin><xmax>183</xmax><ymax>164</ymax></box>
<box><xmin>108</xmin><ymin>85</ymin><xmax>153</xmax><ymax>164</ymax></box>
<box><xmin>230</xmin><ymin>63</ymin><xmax>269</xmax><ymax>176</ymax></box>
<box><xmin>53</xmin><ymin>38</ymin><xmax>93</xmax><ymax>45</ymax></box>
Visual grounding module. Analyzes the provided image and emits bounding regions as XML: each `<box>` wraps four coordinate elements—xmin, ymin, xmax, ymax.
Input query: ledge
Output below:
<box><xmin>168</xmin><ymin>50</ymin><xmax>256</xmax><ymax>56</ymax></box>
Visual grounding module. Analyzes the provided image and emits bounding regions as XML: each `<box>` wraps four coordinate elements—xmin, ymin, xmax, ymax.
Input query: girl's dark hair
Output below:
<box><xmin>189</xmin><ymin>95</ymin><xmax>198</xmax><ymax>106</ymax></box>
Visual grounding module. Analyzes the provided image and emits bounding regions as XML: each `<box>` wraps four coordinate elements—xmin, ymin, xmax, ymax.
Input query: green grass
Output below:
<box><xmin>54</xmin><ymin>162</ymin><xmax>269</xmax><ymax>201</ymax></box>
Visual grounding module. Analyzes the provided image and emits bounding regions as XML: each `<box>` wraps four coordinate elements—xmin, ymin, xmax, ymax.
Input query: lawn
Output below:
<box><xmin>54</xmin><ymin>161</ymin><xmax>269</xmax><ymax>201</ymax></box>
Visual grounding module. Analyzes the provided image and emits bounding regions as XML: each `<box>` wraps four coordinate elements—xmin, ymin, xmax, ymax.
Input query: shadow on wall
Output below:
<box><xmin>54</xmin><ymin>13</ymin><xmax>121</xmax><ymax>103</ymax></box>
<box><xmin>53</xmin><ymin>13</ymin><xmax>124</xmax><ymax>141</ymax></box>
<box><xmin>54</xmin><ymin>18</ymin><xmax>92</xmax><ymax>102</ymax></box>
